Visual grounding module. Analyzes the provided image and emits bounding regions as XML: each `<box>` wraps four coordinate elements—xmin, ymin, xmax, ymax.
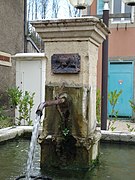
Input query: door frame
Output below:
<box><xmin>15</xmin><ymin>53</ymin><xmax>46</xmax><ymax>124</ymax></box>
<box><xmin>108</xmin><ymin>60</ymin><xmax>134</xmax><ymax>118</ymax></box>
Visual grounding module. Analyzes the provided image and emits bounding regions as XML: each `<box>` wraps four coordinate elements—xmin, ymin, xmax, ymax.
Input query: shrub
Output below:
<box><xmin>7</xmin><ymin>87</ymin><xmax>35</xmax><ymax>126</ymax></box>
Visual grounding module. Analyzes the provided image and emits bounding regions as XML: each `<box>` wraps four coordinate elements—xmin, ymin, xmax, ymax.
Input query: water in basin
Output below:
<box><xmin>0</xmin><ymin>139</ymin><xmax>135</xmax><ymax>180</ymax></box>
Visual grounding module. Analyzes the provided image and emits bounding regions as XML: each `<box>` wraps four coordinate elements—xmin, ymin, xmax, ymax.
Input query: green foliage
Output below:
<box><xmin>0</xmin><ymin>112</ymin><xmax>12</xmax><ymax>129</ymax></box>
<box><xmin>7</xmin><ymin>87</ymin><xmax>22</xmax><ymax>108</ymax></box>
<box><xmin>7</xmin><ymin>87</ymin><xmax>35</xmax><ymax>126</ymax></box>
<box><xmin>17</xmin><ymin>91</ymin><xmax>35</xmax><ymax>125</ymax></box>
<box><xmin>126</xmin><ymin>123</ymin><xmax>135</xmax><ymax>132</ymax></box>
<box><xmin>109</xmin><ymin>112</ymin><xmax>117</xmax><ymax>131</ymax></box>
<box><xmin>62</xmin><ymin>128</ymin><xmax>70</xmax><ymax>136</ymax></box>
<box><xmin>129</xmin><ymin>100</ymin><xmax>135</xmax><ymax>112</ymax></box>
<box><xmin>0</xmin><ymin>95</ymin><xmax>6</xmax><ymax>121</ymax></box>
<box><xmin>108</xmin><ymin>90</ymin><xmax>122</xmax><ymax>131</ymax></box>
<box><xmin>127</xmin><ymin>99</ymin><xmax>135</xmax><ymax>132</ymax></box>
<box><xmin>0</xmin><ymin>107</ymin><xmax>7</xmax><ymax>121</ymax></box>
<box><xmin>96</xmin><ymin>89</ymin><xmax>101</xmax><ymax>124</ymax></box>
<box><xmin>0</xmin><ymin>95</ymin><xmax>11</xmax><ymax>128</ymax></box>
<box><xmin>108</xmin><ymin>90</ymin><xmax>122</xmax><ymax>111</ymax></box>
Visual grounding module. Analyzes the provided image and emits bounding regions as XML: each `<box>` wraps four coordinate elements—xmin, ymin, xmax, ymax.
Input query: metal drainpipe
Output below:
<box><xmin>24</xmin><ymin>0</ymin><xmax>27</xmax><ymax>53</ymax></box>
<box><xmin>101</xmin><ymin>1</ymin><xmax>109</xmax><ymax>130</ymax></box>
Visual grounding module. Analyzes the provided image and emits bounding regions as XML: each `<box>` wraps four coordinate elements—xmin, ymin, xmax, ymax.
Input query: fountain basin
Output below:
<box><xmin>1</xmin><ymin>126</ymin><xmax>135</xmax><ymax>144</ymax></box>
<box><xmin>0</xmin><ymin>133</ymin><xmax>135</xmax><ymax>180</ymax></box>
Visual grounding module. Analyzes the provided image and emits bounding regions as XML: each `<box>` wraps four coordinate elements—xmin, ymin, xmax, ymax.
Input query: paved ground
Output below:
<box><xmin>107</xmin><ymin>119</ymin><xmax>135</xmax><ymax>132</ymax></box>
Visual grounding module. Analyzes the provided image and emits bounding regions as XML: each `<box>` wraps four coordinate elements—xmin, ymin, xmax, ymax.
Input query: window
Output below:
<box><xmin>97</xmin><ymin>0</ymin><xmax>133</xmax><ymax>23</ymax></box>
<box><xmin>111</xmin><ymin>0</ymin><xmax>132</xmax><ymax>23</ymax></box>
<box><xmin>97</xmin><ymin>0</ymin><xmax>104</xmax><ymax>15</ymax></box>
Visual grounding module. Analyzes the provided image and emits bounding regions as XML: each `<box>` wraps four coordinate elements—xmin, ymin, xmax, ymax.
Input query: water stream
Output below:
<box><xmin>25</xmin><ymin>115</ymin><xmax>41</xmax><ymax>180</ymax></box>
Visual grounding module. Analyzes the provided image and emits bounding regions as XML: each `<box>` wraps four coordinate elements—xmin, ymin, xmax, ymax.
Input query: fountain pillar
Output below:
<box><xmin>32</xmin><ymin>17</ymin><xmax>109</xmax><ymax>170</ymax></box>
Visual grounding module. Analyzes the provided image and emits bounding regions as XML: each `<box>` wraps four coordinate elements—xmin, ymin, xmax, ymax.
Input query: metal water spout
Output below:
<box><xmin>36</xmin><ymin>93</ymin><xmax>67</xmax><ymax>117</ymax></box>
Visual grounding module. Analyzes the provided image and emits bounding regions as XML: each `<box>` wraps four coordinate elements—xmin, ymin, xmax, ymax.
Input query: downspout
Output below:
<box><xmin>24</xmin><ymin>0</ymin><xmax>27</xmax><ymax>52</ymax></box>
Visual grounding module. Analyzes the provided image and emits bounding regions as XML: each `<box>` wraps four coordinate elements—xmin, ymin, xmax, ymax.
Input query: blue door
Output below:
<box><xmin>108</xmin><ymin>62</ymin><xmax>134</xmax><ymax>117</ymax></box>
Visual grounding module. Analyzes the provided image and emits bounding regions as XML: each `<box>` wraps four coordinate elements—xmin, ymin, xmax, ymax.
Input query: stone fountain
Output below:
<box><xmin>31</xmin><ymin>17</ymin><xmax>109</xmax><ymax>170</ymax></box>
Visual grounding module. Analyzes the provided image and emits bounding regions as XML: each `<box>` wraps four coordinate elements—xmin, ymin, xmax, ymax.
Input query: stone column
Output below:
<box><xmin>32</xmin><ymin>17</ymin><xmax>109</xmax><ymax>170</ymax></box>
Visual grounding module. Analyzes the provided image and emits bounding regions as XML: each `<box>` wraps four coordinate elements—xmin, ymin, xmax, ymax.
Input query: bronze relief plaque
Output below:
<box><xmin>51</xmin><ymin>53</ymin><xmax>80</xmax><ymax>74</ymax></box>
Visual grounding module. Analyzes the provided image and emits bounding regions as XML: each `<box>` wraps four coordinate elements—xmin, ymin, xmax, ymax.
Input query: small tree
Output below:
<box><xmin>7</xmin><ymin>87</ymin><xmax>22</xmax><ymax>108</ymax></box>
<box><xmin>108</xmin><ymin>89</ymin><xmax>122</xmax><ymax>131</ymax></box>
<box><xmin>7</xmin><ymin>87</ymin><xmax>35</xmax><ymax>126</ymax></box>
<box><xmin>126</xmin><ymin>100</ymin><xmax>135</xmax><ymax>131</ymax></box>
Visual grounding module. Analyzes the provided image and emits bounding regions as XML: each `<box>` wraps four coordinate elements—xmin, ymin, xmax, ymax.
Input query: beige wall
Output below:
<box><xmin>91</xmin><ymin>0</ymin><xmax>135</xmax><ymax>90</ymax></box>
<box><xmin>97</xmin><ymin>26</ymin><xmax>135</xmax><ymax>90</ymax></box>
<box><xmin>90</xmin><ymin>0</ymin><xmax>97</xmax><ymax>15</ymax></box>
<box><xmin>109</xmin><ymin>27</ymin><xmax>135</xmax><ymax>57</ymax></box>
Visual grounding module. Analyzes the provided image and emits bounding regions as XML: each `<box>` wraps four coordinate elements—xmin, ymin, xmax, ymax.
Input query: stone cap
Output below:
<box><xmin>31</xmin><ymin>16</ymin><xmax>110</xmax><ymax>47</ymax></box>
<box><xmin>101</xmin><ymin>130</ymin><xmax>135</xmax><ymax>144</ymax></box>
<box><xmin>12</xmin><ymin>53</ymin><xmax>46</xmax><ymax>61</ymax></box>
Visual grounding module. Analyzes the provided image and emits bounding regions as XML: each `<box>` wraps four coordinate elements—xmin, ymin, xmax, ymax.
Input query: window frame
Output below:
<box><xmin>111</xmin><ymin>0</ymin><xmax>133</xmax><ymax>24</ymax></box>
<box><xmin>96</xmin><ymin>0</ymin><xmax>134</xmax><ymax>24</ymax></box>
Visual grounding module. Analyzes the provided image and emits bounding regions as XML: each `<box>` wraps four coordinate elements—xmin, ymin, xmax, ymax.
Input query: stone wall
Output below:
<box><xmin>0</xmin><ymin>0</ymin><xmax>24</xmax><ymax>54</ymax></box>
<box><xmin>0</xmin><ymin>0</ymin><xmax>24</xmax><ymax>106</ymax></box>
<box><xmin>32</xmin><ymin>17</ymin><xmax>109</xmax><ymax>169</ymax></box>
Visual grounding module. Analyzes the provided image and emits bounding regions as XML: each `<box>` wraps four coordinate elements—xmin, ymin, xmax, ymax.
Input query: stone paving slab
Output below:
<box><xmin>107</xmin><ymin>120</ymin><xmax>135</xmax><ymax>132</ymax></box>
<box><xmin>101</xmin><ymin>120</ymin><xmax>135</xmax><ymax>143</ymax></box>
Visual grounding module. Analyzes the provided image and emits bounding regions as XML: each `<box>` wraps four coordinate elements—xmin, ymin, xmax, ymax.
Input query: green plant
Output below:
<box><xmin>0</xmin><ymin>107</ymin><xmax>6</xmax><ymax>119</ymax></box>
<box><xmin>126</xmin><ymin>123</ymin><xmax>135</xmax><ymax>132</ymax></box>
<box><xmin>108</xmin><ymin>90</ymin><xmax>122</xmax><ymax>131</ymax></box>
<box><xmin>0</xmin><ymin>95</ymin><xmax>11</xmax><ymax>128</ymax></box>
<box><xmin>108</xmin><ymin>111</ymin><xmax>117</xmax><ymax>131</ymax></box>
<box><xmin>0</xmin><ymin>107</ymin><xmax>8</xmax><ymax>122</ymax></box>
<box><xmin>62</xmin><ymin>128</ymin><xmax>70</xmax><ymax>136</ymax></box>
<box><xmin>17</xmin><ymin>91</ymin><xmax>35</xmax><ymax>125</ymax></box>
<box><xmin>129</xmin><ymin>100</ymin><xmax>135</xmax><ymax>112</ymax></box>
<box><xmin>7</xmin><ymin>87</ymin><xmax>22</xmax><ymax>108</ymax></box>
<box><xmin>0</xmin><ymin>109</ymin><xmax>11</xmax><ymax>128</ymax></box>
<box><xmin>7</xmin><ymin>87</ymin><xmax>35</xmax><ymax>126</ymax></box>
<box><xmin>96</xmin><ymin>89</ymin><xmax>101</xmax><ymax>124</ymax></box>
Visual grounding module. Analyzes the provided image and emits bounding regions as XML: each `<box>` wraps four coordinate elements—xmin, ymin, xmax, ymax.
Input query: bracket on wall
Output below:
<box><xmin>117</xmin><ymin>23</ymin><xmax>119</xmax><ymax>31</ymax></box>
<box><xmin>125</xmin><ymin>23</ymin><xmax>128</xmax><ymax>30</ymax></box>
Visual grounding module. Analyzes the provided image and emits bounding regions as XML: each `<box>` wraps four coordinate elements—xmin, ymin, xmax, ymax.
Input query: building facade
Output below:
<box><xmin>90</xmin><ymin>0</ymin><xmax>135</xmax><ymax>118</ymax></box>
<box><xmin>0</xmin><ymin>0</ymin><xmax>26</xmax><ymax>107</ymax></box>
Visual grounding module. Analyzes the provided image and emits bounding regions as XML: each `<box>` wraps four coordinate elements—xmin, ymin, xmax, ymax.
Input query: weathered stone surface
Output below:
<box><xmin>0</xmin><ymin>0</ymin><xmax>25</xmax><ymax>120</ymax></box>
<box><xmin>101</xmin><ymin>130</ymin><xmax>135</xmax><ymax>143</ymax></box>
<box><xmin>40</xmin><ymin>129</ymin><xmax>101</xmax><ymax>169</ymax></box>
<box><xmin>0</xmin><ymin>0</ymin><xmax>24</xmax><ymax>54</ymax></box>
<box><xmin>32</xmin><ymin>17</ymin><xmax>109</xmax><ymax>135</ymax></box>
<box><xmin>32</xmin><ymin>17</ymin><xmax>109</xmax><ymax>169</ymax></box>
<box><xmin>0</xmin><ymin>126</ymin><xmax>42</xmax><ymax>142</ymax></box>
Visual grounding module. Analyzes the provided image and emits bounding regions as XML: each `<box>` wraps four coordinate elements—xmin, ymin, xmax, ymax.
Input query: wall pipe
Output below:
<box><xmin>36</xmin><ymin>97</ymin><xmax>66</xmax><ymax>117</ymax></box>
<box><xmin>101</xmin><ymin>0</ymin><xmax>109</xmax><ymax>130</ymax></box>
